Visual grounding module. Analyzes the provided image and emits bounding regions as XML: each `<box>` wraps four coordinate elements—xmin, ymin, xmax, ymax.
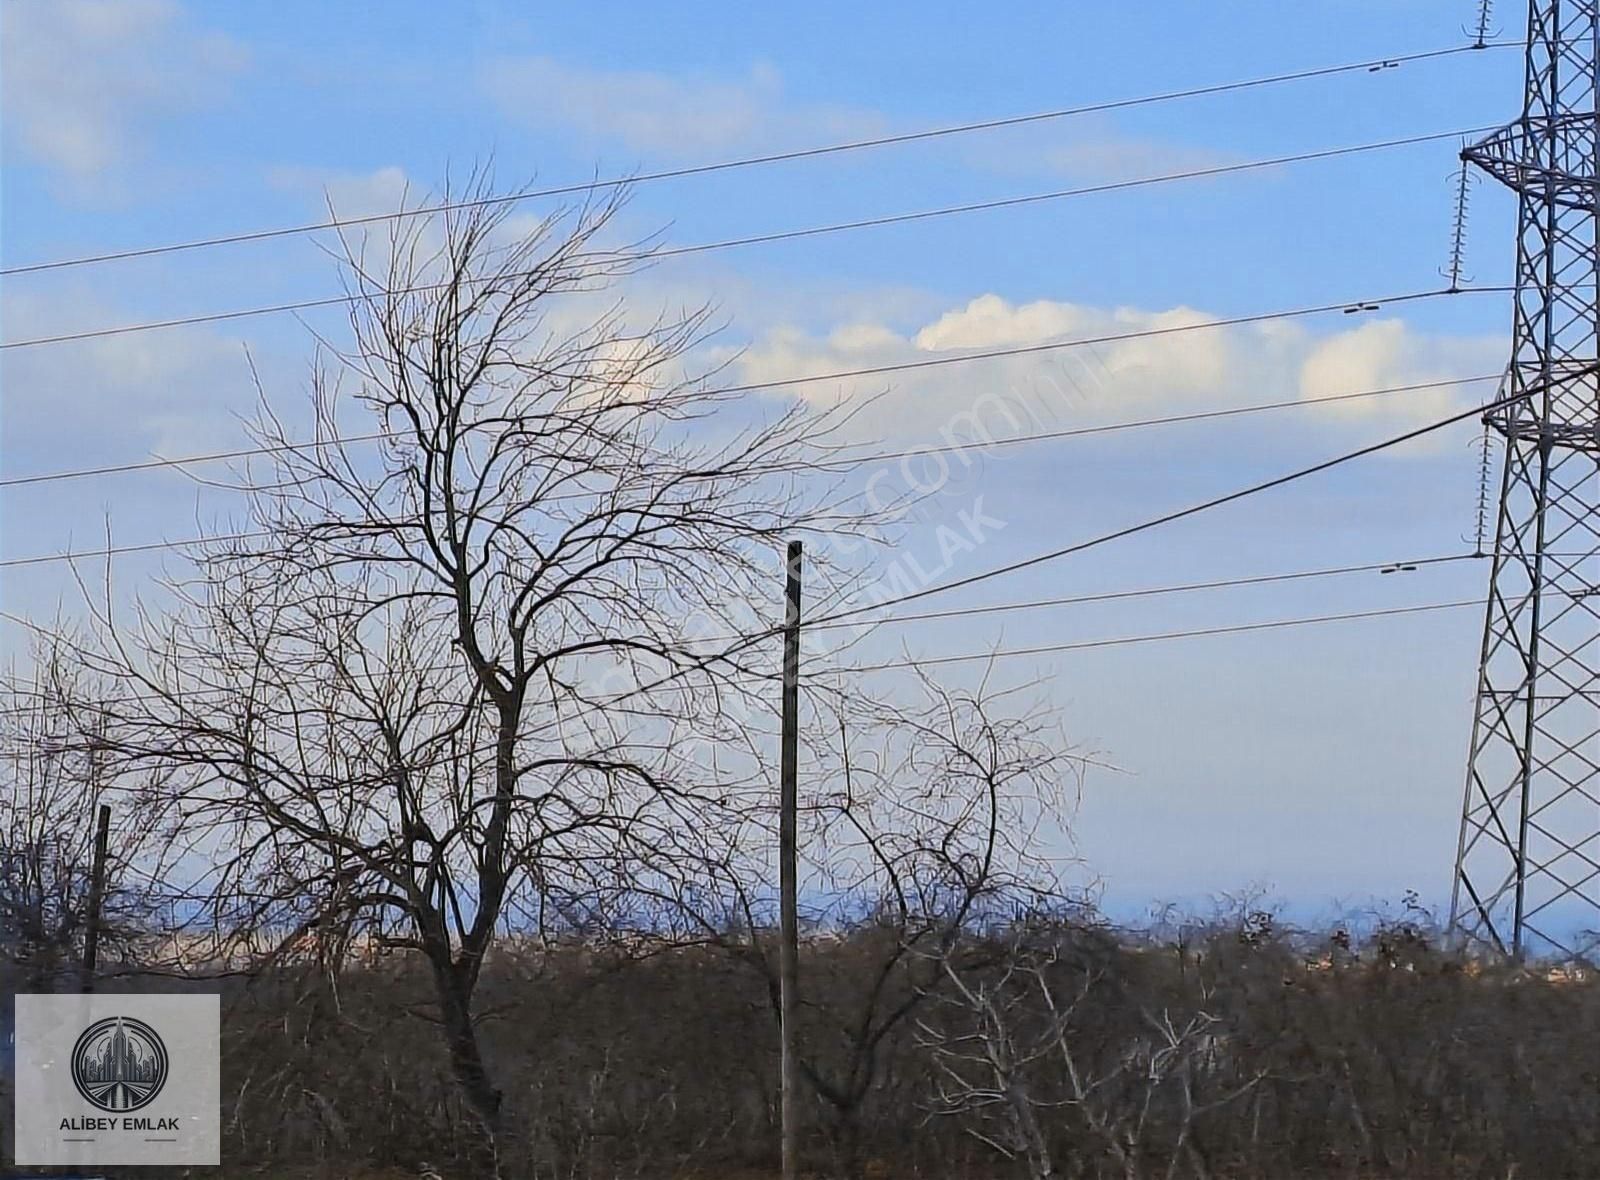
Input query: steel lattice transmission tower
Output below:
<box><xmin>1452</xmin><ymin>0</ymin><xmax>1600</xmax><ymax>959</ymax></box>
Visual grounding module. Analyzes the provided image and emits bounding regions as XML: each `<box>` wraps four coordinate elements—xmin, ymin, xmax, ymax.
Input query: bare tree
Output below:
<box><xmin>0</xmin><ymin>635</ymin><xmax>154</xmax><ymax>992</ymax></box>
<box><xmin>672</xmin><ymin>670</ymin><xmax>1081</xmax><ymax>1177</ymax></box>
<box><xmin>920</xmin><ymin>920</ymin><xmax>1263</xmax><ymax>1180</ymax></box>
<box><xmin>66</xmin><ymin>171</ymin><xmax>863</xmax><ymax>1175</ymax></box>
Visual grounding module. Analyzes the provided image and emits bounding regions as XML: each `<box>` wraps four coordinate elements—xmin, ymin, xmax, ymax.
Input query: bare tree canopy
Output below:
<box><xmin>0</xmin><ymin>639</ymin><xmax>158</xmax><ymax>991</ymax></box>
<box><xmin>60</xmin><ymin>172</ymin><xmax>874</xmax><ymax>1169</ymax></box>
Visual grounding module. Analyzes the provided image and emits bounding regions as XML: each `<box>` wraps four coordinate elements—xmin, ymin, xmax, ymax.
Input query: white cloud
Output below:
<box><xmin>483</xmin><ymin>57</ymin><xmax>882</xmax><ymax>158</ymax></box>
<box><xmin>914</xmin><ymin>294</ymin><xmax>1096</xmax><ymax>351</ymax></box>
<box><xmin>263</xmin><ymin>164</ymin><xmax>440</xmax><ymax>265</ymax></box>
<box><xmin>1298</xmin><ymin>318</ymin><xmax>1494</xmax><ymax>420</ymax></box>
<box><xmin>1</xmin><ymin>0</ymin><xmax>245</xmax><ymax>184</ymax></box>
<box><xmin>1</xmin><ymin>290</ymin><xmax>255</xmax><ymax>460</ymax></box>
<box><xmin>266</xmin><ymin>165</ymin><xmax>415</xmax><ymax>223</ymax></box>
<box><xmin>720</xmin><ymin>292</ymin><xmax>1504</xmax><ymax>450</ymax></box>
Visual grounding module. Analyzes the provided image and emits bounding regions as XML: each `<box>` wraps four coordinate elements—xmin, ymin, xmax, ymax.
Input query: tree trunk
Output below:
<box><xmin>820</xmin><ymin>1096</ymin><xmax>874</xmax><ymax>1180</ymax></box>
<box><xmin>431</xmin><ymin>957</ymin><xmax>504</xmax><ymax>1177</ymax></box>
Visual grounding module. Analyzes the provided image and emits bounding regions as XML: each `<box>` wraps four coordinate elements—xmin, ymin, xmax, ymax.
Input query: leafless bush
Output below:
<box><xmin>0</xmin><ymin>635</ymin><xmax>158</xmax><ymax>989</ymax></box>
<box><xmin>920</xmin><ymin>919</ymin><xmax>1261</xmax><ymax>1180</ymax></box>
<box><xmin>652</xmin><ymin>669</ymin><xmax>1082</xmax><ymax>1176</ymax></box>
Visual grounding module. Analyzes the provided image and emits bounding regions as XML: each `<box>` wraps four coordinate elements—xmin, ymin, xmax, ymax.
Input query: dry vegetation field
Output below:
<box><xmin>7</xmin><ymin>910</ymin><xmax>1596</xmax><ymax>1180</ymax></box>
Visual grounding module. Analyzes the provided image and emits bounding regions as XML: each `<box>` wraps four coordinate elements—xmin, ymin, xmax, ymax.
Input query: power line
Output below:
<box><xmin>0</xmin><ymin>347</ymin><xmax>1521</xmax><ymax>731</ymax></box>
<box><xmin>7</xmin><ymin>588</ymin><xmax>1471</xmax><ymax>810</ymax></box>
<box><xmin>614</xmin><ymin>287</ymin><xmax>1488</xmax><ymax>399</ymax></box>
<box><xmin>0</xmin><ymin>371</ymin><xmax>1500</xmax><ymax>493</ymax></box>
<box><xmin>0</xmin><ymin>289</ymin><xmax>1494</xmax><ymax>570</ymax></box>
<box><xmin>0</xmin><ymin>551</ymin><xmax>1478</xmax><ymax>711</ymax></box>
<box><xmin>802</xmin><ymin>377</ymin><xmax>1536</xmax><ymax>631</ymax></box>
<box><xmin>476</xmin><ymin>553</ymin><xmax>1480</xmax><ymax>653</ymax></box>
<box><xmin>579</xmin><ymin>377</ymin><xmax>1532</xmax><ymax>710</ymax></box>
<box><xmin>684</xmin><ymin>552</ymin><xmax>1479</xmax><ymax>647</ymax></box>
<box><xmin>0</xmin><ymin>44</ymin><xmax>1509</xmax><ymax>280</ymax></box>
<box><xmin>0</xmin><ymin>530</ymin><xmax>271</xmax><ymax>571</ymax></box>
<box><xmin>649</xmin><ymin>127</ymin><xmax>1493</xmax><ymax>260</ymax></box>
<box><xmin>804</xmin><ymin>553</ymin><xmax>1480</xmax><ymax>635</ymax></box>
<box><xmin>1</xmin><ymin>127</ymin><xmax>1490</xmax><ymax>351</ymax></box>
<box><xmin>828</xmin><ymin>599</ymin><xmax>1483</xmax><ymax>673</ymax></box>
<box><xmin>0</xmin><ymin>430</ymin><xmax>400</xmax><ymax>491</ymax></box>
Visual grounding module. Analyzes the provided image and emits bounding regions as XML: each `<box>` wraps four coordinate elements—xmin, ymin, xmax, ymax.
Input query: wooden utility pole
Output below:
<box><xmin>82</xmin><ymin>802</ymin><xmax>111</xmax><ymax>993</ymax></box>
<box><xmin>779</xmin><ymin>540</ymin><xmax>802</xmax><ymax>1180</ymax></box>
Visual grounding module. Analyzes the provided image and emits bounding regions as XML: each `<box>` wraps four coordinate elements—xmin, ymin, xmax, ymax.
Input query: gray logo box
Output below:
<box><xmin>13</xmin><ymin>994</ymin><xmax>220</xmax><ymax>1166</ymax></box>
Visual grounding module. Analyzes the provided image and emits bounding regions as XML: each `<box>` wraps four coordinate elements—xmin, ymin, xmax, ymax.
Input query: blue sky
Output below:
<box><xmin>0</xmin><ymin>1</ymin><xmax>1531</xmax><ymax>919</ymax></box>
